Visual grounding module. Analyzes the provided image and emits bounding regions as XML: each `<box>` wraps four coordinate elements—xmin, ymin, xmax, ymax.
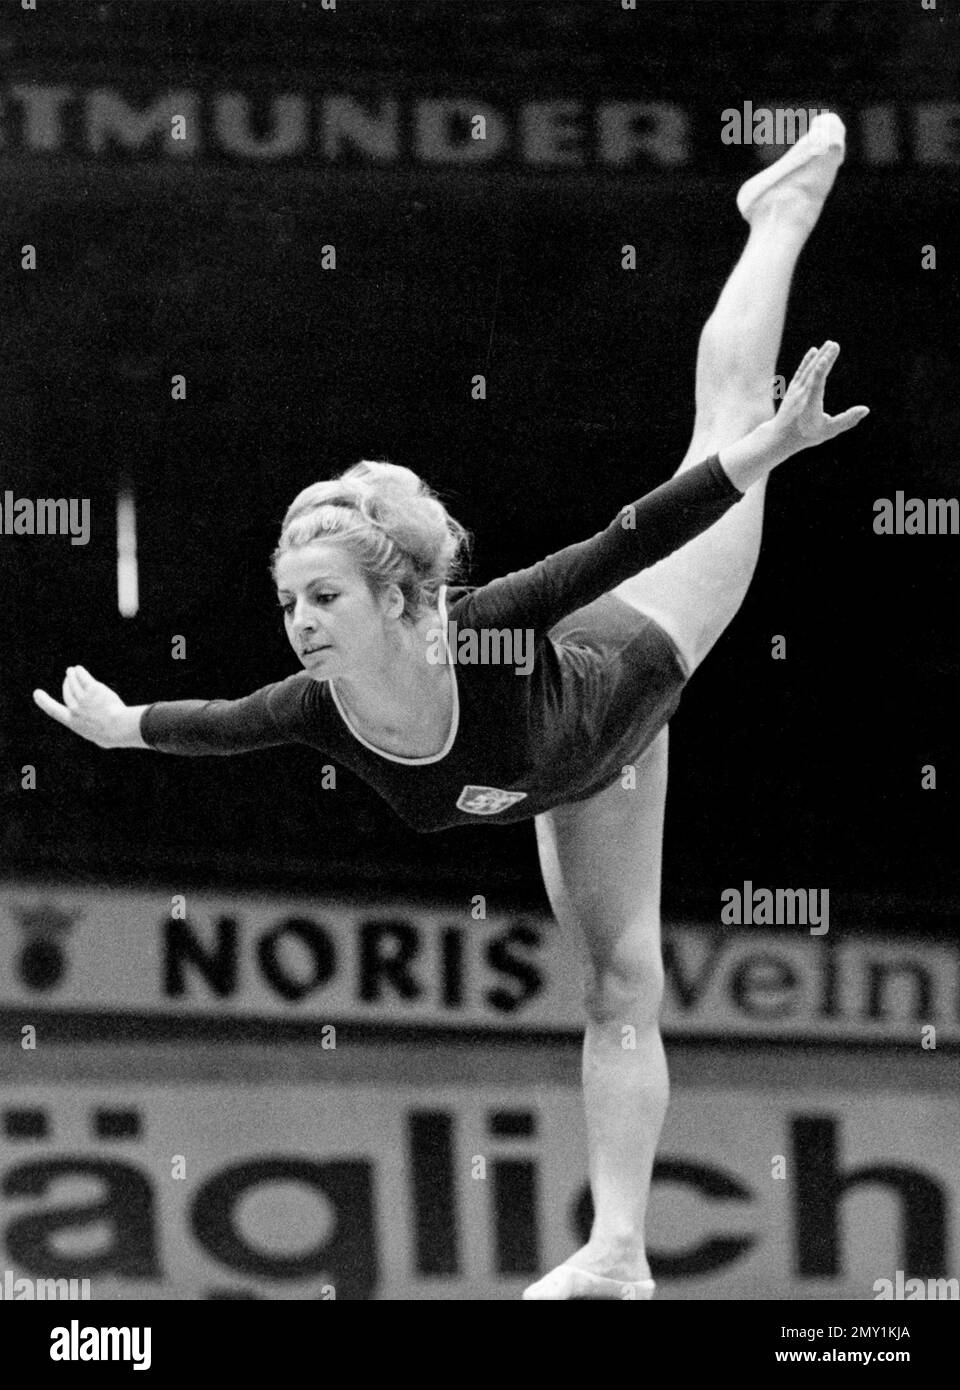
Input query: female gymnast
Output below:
<box><xmin>35</xmin><ymin>114</ymin><xmax>867</xmax><ymax>1300</ymax></box>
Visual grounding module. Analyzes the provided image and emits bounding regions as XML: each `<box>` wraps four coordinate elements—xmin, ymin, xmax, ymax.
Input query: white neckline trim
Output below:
<box><xmin>328</xmin><ymin>585</ymin><xmax>460</xmax><ymax>766</ymax></box>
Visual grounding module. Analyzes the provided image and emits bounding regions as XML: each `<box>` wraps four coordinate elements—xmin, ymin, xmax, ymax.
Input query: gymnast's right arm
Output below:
<box><xmin>32</xmin><ymin>665</ymin><xmax>307</xmax><ymax>754</ymax></box>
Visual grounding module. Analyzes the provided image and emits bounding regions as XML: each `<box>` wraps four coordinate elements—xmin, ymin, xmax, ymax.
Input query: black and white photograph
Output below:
<box><xmin>0</xmin><ymin>0</ymin><xmax>957</xmax><ymax>1351</ymax></box>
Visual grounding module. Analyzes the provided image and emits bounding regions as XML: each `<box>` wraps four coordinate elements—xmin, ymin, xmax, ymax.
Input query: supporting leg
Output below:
<box><xmin>524</xmin><ymin>729</ymin><xmax>670</xmax><ymax>1300</ymax></box>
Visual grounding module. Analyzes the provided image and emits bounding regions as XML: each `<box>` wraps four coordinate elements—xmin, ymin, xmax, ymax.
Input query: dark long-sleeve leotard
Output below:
<box><xmin>141</xmin><ymin>454</ymin><xmax>743</xmax><ymax>830</ymax></box>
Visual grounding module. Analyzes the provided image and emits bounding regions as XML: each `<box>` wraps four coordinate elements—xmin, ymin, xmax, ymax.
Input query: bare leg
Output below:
<box><xmin>615</xmin><ymin>123</ymin><xmax>845</xmax><ymax>675</ymax></box>
<box><xmin>524</xmin><ymin>730</ymin><xmax>670</xmax><ymax>1300</ymax></box>
<box><xmin>522</xmin><ymin>123</ymin><xmax>848</xmax><ymax>1303</ymax></box>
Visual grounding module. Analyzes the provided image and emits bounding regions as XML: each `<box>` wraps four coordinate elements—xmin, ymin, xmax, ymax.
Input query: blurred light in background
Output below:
<box><xmin>116</xmin><ymin>482</ymin><xmax>138</xmax><ymax>618</ymax></box>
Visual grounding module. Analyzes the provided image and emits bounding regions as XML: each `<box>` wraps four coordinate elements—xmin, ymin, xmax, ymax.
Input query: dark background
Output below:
<box><xmin>0</xmin><ymin>0</ymin><xmax>956</xmax><ymax>924</ymax></box>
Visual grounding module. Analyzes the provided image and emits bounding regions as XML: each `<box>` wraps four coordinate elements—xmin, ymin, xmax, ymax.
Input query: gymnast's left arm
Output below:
<box><xmin>461</xmin><ymin>455</ymin><xmax>743</xmax><ymax>636</ymax></box>
<box><xmin>461</xmin><ymin>341</ymin><xmax>868</xmax><ymax>635</ymax></box>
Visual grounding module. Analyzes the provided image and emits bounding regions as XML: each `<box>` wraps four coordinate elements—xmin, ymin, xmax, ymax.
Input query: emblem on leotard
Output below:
<box><xmin>456</xmin><ymin>785</ymin><xmax>529</xmax><ymax>816</ymax></box>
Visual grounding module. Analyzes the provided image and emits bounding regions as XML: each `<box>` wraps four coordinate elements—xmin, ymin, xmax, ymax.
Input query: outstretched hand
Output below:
<box><xmin>774</xmin><ymin>341</ymin><xmax>869</xmax><ymax>451</ymax></box>
<box><xmin>33</xmin><ymin>666</ymin><xmax>128</xmax><ymax>748</ymax></box>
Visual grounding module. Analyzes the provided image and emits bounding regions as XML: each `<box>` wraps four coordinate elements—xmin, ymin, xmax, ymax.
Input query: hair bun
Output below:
<box><xmin>346</xmin><ymin>460</ymin><xmax>422</xmax><ymax>501</ymax></box>
<box><xmin>343</xmin><ymin>460</ymin><xmax>455</xmax><ymax>572</ymax></box>
<box><xmin>273</xmin><ymin>458</ymin><xmax>470</xmax><ymax>620</ymax></box>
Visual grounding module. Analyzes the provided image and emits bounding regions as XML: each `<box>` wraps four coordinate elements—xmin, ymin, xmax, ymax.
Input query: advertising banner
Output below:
<box><xmin>1</xmin><ymin>1081</ymin><xmax>956</xmax><ymax>1301</ymax></box>
<box><xmin>1</xmin><ymin>883</ymin><xmax>958</xmax><ymax>1044</ymax></box>
<box><xmin>0</xmin><ymin>82</ymin><xmax>955</xmax><ymax>174</ymax></box>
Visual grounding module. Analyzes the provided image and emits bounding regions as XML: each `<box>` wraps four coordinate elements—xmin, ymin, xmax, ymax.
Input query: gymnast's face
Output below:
<box><xmin>275</xmin><ymin>542</ymin><xmax>401</xmax><ymax>682</ymax></box>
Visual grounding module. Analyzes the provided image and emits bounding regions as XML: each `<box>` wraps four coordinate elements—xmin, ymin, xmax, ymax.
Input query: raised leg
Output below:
<box><xmin>614</xmin><ymin>118</ymin><xmax>846</xmax><ymax>675</ymax></box>
<box><xmin>523</xmin><ymin>729</ymin><xmax>670</xmax><ymax>1300</ymax></box>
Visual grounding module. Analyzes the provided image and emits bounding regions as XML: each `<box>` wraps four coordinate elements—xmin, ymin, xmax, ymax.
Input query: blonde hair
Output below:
<box><xmin>271</xmin><ymin>459</ymin><xmax>470</xmax><ymax>620</ymax></box>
